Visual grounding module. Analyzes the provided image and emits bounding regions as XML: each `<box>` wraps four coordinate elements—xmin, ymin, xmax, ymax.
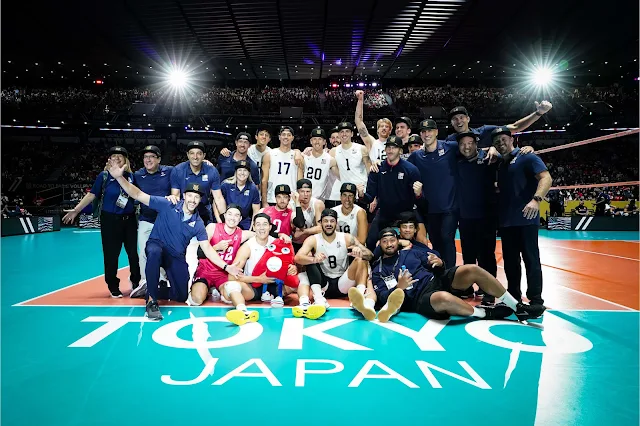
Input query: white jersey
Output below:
<box><xmin>304</xmin><ymin>152</ymin><xmax>332</xmax><ymax>199</ymax></box>
<box><xmin>248</xmin><ymin>145</ymin><xmax>270</xmax><ymax>171</ymax></box>
<box><xmin>267</xmin><ymin>148</ymin><xmax>298</xmax><ymax>203</ymax></box>
<box><xmin>314</xmin><ymin>232</ymin><xmax>349</xmax><ymax>278</ymax></box>
<box><xmin>332</xmin><ymin>204</ymin><xmax>363</xmax><ymax>237</ymax></box>
<box><xmin>243</xmin><ymin>236</ymin><xmax>276</xmax><ymax>277</ymax></box>
<box><xmin>369</xmin><ymin>139</ymin><xmax>387</xmax><ymax>163</ymax></box>
<box><xmin>329</xmin><ymin>143</ymin><xmax>368</xmax><ymax>200</ymax></box>
<box><xmin>291</xmin><ymin>198</ymin><xmax>319</xmax><ymax>244</ymax></box>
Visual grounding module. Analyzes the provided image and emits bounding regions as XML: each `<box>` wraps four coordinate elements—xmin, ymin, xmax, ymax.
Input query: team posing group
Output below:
<box><xmin>66</xmin><ymin>91</ymin><xmax>554</xmax><ymax>325</ymax></box>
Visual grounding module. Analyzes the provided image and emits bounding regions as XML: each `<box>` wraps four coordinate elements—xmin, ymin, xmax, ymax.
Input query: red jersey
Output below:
<box><xmin>263</xmin><ymin>206</ymin><xmax>293</xmax><ymax>236</ymax></box>
<box><xmin>194</xmin><ymin>223</ymin><xmax>243</xmax><ymax>286</ymax></box>
<box><xmin>250</xmin><ymin>238</ymin><xmax>299</xmax><ymax>288</ymax></box>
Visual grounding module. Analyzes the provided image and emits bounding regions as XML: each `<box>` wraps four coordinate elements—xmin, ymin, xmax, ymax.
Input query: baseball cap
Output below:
<box><xmin>455</xmin><ymin>131</ymin><xmax>479</xmax><ymax>143</ymax></box>
<box><xmin>142</xmin><ymin>145</ymin><xmax>161</xmax><ymax>157</ymax></box>
<box><xmin>491</xmin><ymin>126</ymin><xmax>512</xmax><ymax>139</ymax></box>
<box><xmin>330</xmin><ymin>126</ymin><xmax>340</xmax><ymax>135</ymax></box>
<box><xmin>408</xmin><ymin>134</ymin><xmax>422</xmax><ymax>146</ymax></box>
<box><xmin>280</xmin><ymin>126</ymin><xmax>295</xmax><ymax>135</ymax></box>
<box><xmin>385</xmin><ymin>135</ymin><xmax>403</xmax><ymax>148</ymax></box>
<box><xmin>236</xmin><ymin>132</ymin><xmax>252</xmax><ymax>142</ymax></box>
<box><xmin>184</xmin><ymin>182</ymin><xmax>204</xmax><ymax>196</ymax></box>
<box><xmin>449</xmin><ymin>106</ymin><xmax>469</xmax><ymax>120</ymax></box>
<box><xmin>378</xmin><ymin>227</ymin><xmax>399</xmax><ymax>240</ymax></box>
<box><xmin>275</xmin><ymin>184</ymin><xmax>291</xmax><ymax>195</ymax></box>
<box><xmin>320</xmin><ymin>208</ymin><xmax>338</xmax><ymax>220</ymax></box>
<box><xmin>235</xmin><ymin>160</ymin><xmax>251</xmax><ymax>171</ymax></box>
<box><xmin>419</xmin><ymin>119</ymin><xmax>437</xmax><ymax>131</ymax></box>
<box><xmin>337</xmin><ymin>122</ymin><xmax>353</xmax><ymax>131</ymax></box>
<box><xmin>396</xmin><ymin>211</ymin><xmax>419</xmax><ymax>226</ymax></box>
<box><xmin>340</xmin><ymin>183</ymin><xmax>357</xmax><ymax>195</ymax></box>
<box><xmin>310</xmin><ymin>128</ymin><xmax>326</xmax><ymax>139</ymax></box>
<box><xmin>109</xmin><ymin>146</ymin><xmax>128</xmax><ymax>157</ymax></box>
<box><xmin>297</xmin><ymin>179</ymin><xmax>312</xmax><ymax>190</ymax></box>
<box><xmin>186</xmin><ymin>141</ymin><xmax>206</xmax><ymax>153</ymax></box>
<box><xmin>394</xmin><ymin>116</ymin><xmax>413</xmax><ymax>129</ymax></box>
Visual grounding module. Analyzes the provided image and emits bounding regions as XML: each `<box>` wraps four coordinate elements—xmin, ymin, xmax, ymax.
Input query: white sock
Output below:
<box><xmin>299</xmin><ymin>295</ymin><xmax>310</xmax><ymax>306</ymax></box>
<box><xmin>311</xmin><ymin>284</ymin><xmax>324</xmax><ymax>299</ymax></box>
<box><xmin>236</xmin><ymin>303</ymin><xmax>247</xmax><ymax>312</ymax></box>
<box><xmin>356</xmin><ymin>284</ymin><xmax>366</xmax><ymax>295</ymax></box>
<box><xmin>364</xmin><ymin>298</ymin><xmax>375</xmax><ymax>309</ymax></box>
<box><xmin>472</xmin><ymin>307</ymin><xmax>486</xmax><ymax>318</ymax></box>
<box><xmin>498</xmin><ymin>291</ymin><xmax>519</xmax><ymax>311</ymax></box>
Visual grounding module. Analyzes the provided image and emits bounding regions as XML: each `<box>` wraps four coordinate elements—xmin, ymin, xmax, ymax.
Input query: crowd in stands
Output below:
<box><xmin>3</xmin><ymin>84</ymin><xmax>636</xmax><ymax>118</ymax></box>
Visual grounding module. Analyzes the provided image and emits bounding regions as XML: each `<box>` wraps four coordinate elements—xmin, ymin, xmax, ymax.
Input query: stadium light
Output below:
<box><xmin>532</xmin><ymin>67</ymin><xmax>554</xmax><ymax>86</ymax></box>
<box><xmin>168</xmin><ymin>69</ymin><xmax>188</xmax><ymax>88</ymax></box>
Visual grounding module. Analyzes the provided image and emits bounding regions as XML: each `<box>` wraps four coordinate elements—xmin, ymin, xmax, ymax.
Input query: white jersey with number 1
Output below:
<box><xmin>329</xmin><ymin>143</ymin><xmax>367</xmax><ymax>200</ymax></box>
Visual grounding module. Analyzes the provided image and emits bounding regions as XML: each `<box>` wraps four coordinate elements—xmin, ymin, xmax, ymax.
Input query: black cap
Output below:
<box><xmin>408</xmin><ymin>134</ymin><xmax>422</xmax><ymax>146</ymax></box>
<box><xmin>337</xmin><ymin>122</ymin><xmax>353</xmax><ymax>131</ymax></box>
<box><xmin>187</xmin><ymin>141</ymin><xmax>206</xmax><ymax>153</ymax></box>
<box><xmin>320</xmin><ymin>208</ymin><xmax>338</xmax><ymax>220</ymax></box>
<box><xmin>255</xmin><ymin>124</ymin><xmax>272</xmax><ymax>136</ymax></box>
<box><xmin>310</xmin><ymin>128</ymin><xmax>326</xmax><ymax>139</ymax></box>
<box><xmin>340</xmin><ymin>183</ymin><xmax>357</xmax><ymax>195</ymax></box>
<box><xmin>297</xmin><ymin>179</ymin><xmax>313</xmax><ymax>190</ymax></box>
<box><xmin>419</xmin><ymin>119</ymin><xmax>437</xmax><ymax>131</ymax></box>
<box><xmin>280</xmin><ymin>126</ymin><xmax>295</xmax><ymax>135</ymax></box>
<box><xmin>456</xmin><ymin>131</ymin><xmax>479</xmax><ymax>143</ymax></box>
<box><xmin>184</xmin><ymin>182</ymin><xmax>205</xmax><ymax>196</ymax></box>
<box><xmin>330</xmin><ymin>126</ymin><xmax>340</xmax><ymax>135</ymax></box>
<box><xmin>394</xmin><ymin>116</ymin><xmax>413</xmax><ymax>129</ymax></box>
<box><xmin>235</xmin><ymin>160</ymin><xmax>251</xmax><ymax>171</ymax></box>
<box><xmin>236</xmin><ymin>132</ymin><xmax>252</xmax><ymax>142</ymax></box>
<box><xmin>226</xmin><ymin>203</ymin><xmax>243</xmax><ymax>214</ymax></box>
<box><xmin>378</xmin><ymin>227</ymin><xmax>399</xmax><ymax>240</ymax></box>
<box><xmin>385</xmin><ymin>135</ymin><xmax>403</xmax><ymax>148</ymax></box>
<box><xmin>142</xmin><ymin>145</ymin><xmax>161</xmax><ymax>157</ymax></box>
<box><xmin>491</xmin><ymin>126</ymin><xmax>512</xmax><ymax>139</ymax></box>
<box><xmin>275</xmin><ymin>184</ymin><xmax>291</xmax><ymax>195</ymax></box>
<box><xmin>109</xmin><ymin>146</ymin><xmax>128</xmax><ymax>157</ymax></box>
<box><xmin>449</xmin><ymin>106</ymin><xmax>469</xmax><ymax>120</ymax></box>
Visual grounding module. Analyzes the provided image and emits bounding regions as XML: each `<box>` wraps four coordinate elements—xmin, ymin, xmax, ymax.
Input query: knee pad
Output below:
<box><xmin>305</xmin><ymin>263</ymin><xmax>322</xmax><ymax>286</ymax></box>
<box><xmin>224</xmin><ymin>281</ymin><xmax>242</xmax><ymax>296</ymax></box>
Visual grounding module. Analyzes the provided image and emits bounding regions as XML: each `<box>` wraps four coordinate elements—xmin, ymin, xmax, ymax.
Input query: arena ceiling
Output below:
<box><xmin>2</xmin><ymin>0</ymin><xmax>638</xmax><ymax>83</ymax></box>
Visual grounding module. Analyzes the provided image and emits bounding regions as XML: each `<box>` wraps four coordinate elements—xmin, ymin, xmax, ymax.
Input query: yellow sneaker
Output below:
<box><xmin>292</xmin><ymin>304</ymin><xmax>326</xmax><ymax>320</ymax></box>
<box><xmin>226</xmin><ymin>309</ymin><xmax>260</xmax><ymax>326</ymax></box>
<box><xmin>377</xmin><ymin>288</ymin><xmax>405</xmax><ymax>323</ymax></box>
<box><xmin>348</xmin><ymin>287</ymin><xmax>376</xmax><ymax>321</ymax></box>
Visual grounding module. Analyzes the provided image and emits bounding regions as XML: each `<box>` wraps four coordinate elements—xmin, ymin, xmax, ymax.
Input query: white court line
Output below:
<box><xmin>539</xmin><ymin>245</ymin><xmax>639</xmax><ymax>262</ymax></box>
<box><xmin>13</xmin><ymin>304</ymin><xmax>354</xmax><ymax>309</ymax></box>
<box><xmin>12</xmin><ymin>267</ymin><xmax>128</xmax><ymax>306</ymax></box>
<box><xmin>456</xmin><ymin>252</ymin><xmax>637</xmax><ymax>311</ymax></box>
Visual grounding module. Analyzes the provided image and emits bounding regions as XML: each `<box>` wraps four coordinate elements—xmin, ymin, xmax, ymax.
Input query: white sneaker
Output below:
<box><xmin>314</xmin><ymin>296</ymin><xmax>331</xmax><ymax>310</ymax></box>
<box><xmin>261</xmin><ymin>291</ymin><xmax>274</xmax><ymax>303</ymax></box>
<box><xmin>271</xmin><ymin>296</ymin><xmax>284</xmax><ymax>308</ymax></box>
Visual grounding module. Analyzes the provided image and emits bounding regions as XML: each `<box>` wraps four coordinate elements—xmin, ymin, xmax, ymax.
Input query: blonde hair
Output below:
<box><xmin>104</xmin><ymin>155</ymin><xmax>132</xmax><ymax>173</ymax></box>
<box><xmin>224</xmin><ymin>167</ymin><xmax>253</xmax><ymax>185</ymax></box>
<box><xmin>377</xmin><ymin>118</ymin><xmax>393</xmax><ymax>131</ymax></box>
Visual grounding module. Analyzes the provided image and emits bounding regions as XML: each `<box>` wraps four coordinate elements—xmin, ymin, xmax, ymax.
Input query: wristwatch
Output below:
<box><xmin>533</xmin><ymin>195</ymin><xmax>543</xmax><ymax>202</ymax></box>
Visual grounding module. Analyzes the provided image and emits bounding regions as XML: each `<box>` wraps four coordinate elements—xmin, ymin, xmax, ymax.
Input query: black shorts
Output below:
<box><xmin>415</xmin><ymin>266</ymin><xmax>459</xmax><ymax>320</ymax></box>
<box><xmin>322</xmin><ymin>275</ymin><xmax>348</xmax><ymax>299</ymax></box>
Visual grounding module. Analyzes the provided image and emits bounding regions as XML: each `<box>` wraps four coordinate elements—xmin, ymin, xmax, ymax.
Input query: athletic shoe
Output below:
<box><xmin>292</xmin><ymin>304</ymin><xmax>326</xmax><ymax>320</ymax></box>
<box><xmin>110</xmin><ymin>290</ymin><xmax>123</xmax><ymax>298</ymax></box>
<box><xmin>210</xmin><ymin>288</ymin><xmax>221</xmax><ymax>303</ymax></box>
<box><xmin>145</xmin><ymin>300</ymin><xmax>163</xmax><ymax>321</ymax></box>
<box><xmin>515</xmin><ymin>302</ymin><xmax>546</xmax><ymax>321</ymax></box>
<box><xmin>377</xmin><ymin>288</ymin><xmax>405</xmax><ymax>323</ymax></box>
<box><xmin>261</xmin><ymin>291</ymin><xmax>274</xmax><ymax>303</ymax></box>
<box><xmin>271</xmin><ymin>296</ymin><xmax>284</xmax><ymax>308</ymax></box>
<box><xmin>481</xmin><ymin>304</ymin><xmax>513</xmax><ymax>320</ymax></box>
<box><xmin>348</xmin><ymin>287</ymin><xmax>376</xmax><ymax>321</ymax></box>
<box><xmin>482</xmin><ymin>293</ymin><xmax>496</xmax><ymax>305</ymax></box>
<box><xmin>226</xmin><ymin>309</ymin><xmax>259</xmax><ymax>326</ymax></box>
<box><xmin>314</xmin><ymin>296</ymin><xmax>331</xmax><ymax>310</ymax></box>
<box><xmin>130</xmin><ymin>282</ymin><xmax>147</xmax><ymax>299</ymax></box>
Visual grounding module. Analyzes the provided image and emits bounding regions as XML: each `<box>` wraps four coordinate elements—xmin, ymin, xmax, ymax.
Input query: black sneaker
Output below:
<box><xmin>482</xmin><ymin>294</ymin><xmax>496</xmax><ymax>305</ymax></box>
<box><xmin>110</xmin><ymin>290</ymin><xmax>123</xmax><ymax>298</ymax></box>
<box><xmin>145</xmin><ymin>300</ymin><xmax>163</xmax><ymax>321</ymax></box>
<box><xmin>515</xmin><ymin>302</ymin><xmax>546</xmax><ymax>321</ymax></box>
<box><xmin>482</xmin><ymin>304</ymin><xmax>513</xmax><ymax>320</ymax></box>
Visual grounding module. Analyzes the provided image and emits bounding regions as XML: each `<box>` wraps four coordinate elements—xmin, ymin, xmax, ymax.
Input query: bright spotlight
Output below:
<box><xmin>168</xmin><ymin>69</ymin><xmax>188</xmax><ymax>88</ymax></box>
<box><xmin>532</xmin><ymin>67</ymin><xmax>553</xmax><ymax>86</ymax></box>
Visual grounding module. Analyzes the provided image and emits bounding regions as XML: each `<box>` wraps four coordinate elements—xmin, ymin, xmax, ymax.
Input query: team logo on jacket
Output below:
<box><xmin>189</xmin><ymin>222</ymin><xmax>195</xmax><ymax>227</ymax></box>
<box><xmin>398</xmin><ymin>173</ymin><xmax>404</xmax><ymax>179</ymax></box>
<box><xmin>438</xmin><ymin>149</ymin><xmax>445</xmax><ymax>156</ymax></box>
<box><xmin>244</xmin><ymin>190</ymin><xmax>250</xmax><ymax>196</ymax></box>
<box><xmin>202</xmin><ymin>175</ymin><xmax>209</xmax><ymax>182</ymax></box>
